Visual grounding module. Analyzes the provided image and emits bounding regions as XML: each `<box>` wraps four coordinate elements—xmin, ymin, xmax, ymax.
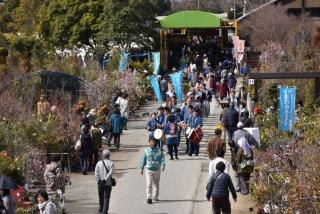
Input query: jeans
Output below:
<box><xmin>80</xmin><ymin>155</ymin><xmax>88</xmax><ymax>173</ymax></box>
<box><xmin>89</xmin><ymin>149</ymin><xmax>99</xmax><ymax>171</ymax></box>
<box><xmin>146</xmin><ymin>169</ymin><xmax>161</xmax><ymax>200</ymax></box>
<box><xmin>225</xmin><ymin>128</ymin><xmax>236</xmax><ymax>141</ymax></box>
<box><xmin>167</xmin><ymin>144</ymin><xmax>178</xmax><ymax>159</ymax></box>
<box><xmin>98</xmin><ymin>184</ymin><xmax>112</xmax><ymax>214</ymax></box>
<box><xmin>211</xmin><ymin>196</ymin><xmax>231</xmax><ymax>214</ymax></box>
<box><xmin>189</xmin><ymin>142</ymin><xmax>199</xmax><ymax>156</ymax></box>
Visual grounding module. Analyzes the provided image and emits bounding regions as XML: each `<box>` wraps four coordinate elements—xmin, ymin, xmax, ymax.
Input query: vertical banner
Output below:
<box><xmin>278</xmin><ymin>86</ymin><xmax>296</xmax><ymax>132</ymax></box>
<box><xmin>152</xmin><ymin>52</ymin><xmax>160</xmax><ymax>75</ymax></box>
<box><xmin>149</xmin><ymin>75</ymin><xmax>162</xmax><ymax>105</ymax></box>
<box><xmin>170</xmin><ymin>70</ymin><xmax>184</xmax><ymax>103</ymax></box>
<box><xmin>233</xmin><ymin>36</ymin><xmax>239</xmax><ymax>60</ymax></box>
<box><xmin>119</xmin><ymin>51</ymin><xmax>128</xmax><ymax>72</ymax></box>
<box><xmin>237</xmin><ymin>40</ymin><xmax>245</xmax><ymax>63</ymax></box>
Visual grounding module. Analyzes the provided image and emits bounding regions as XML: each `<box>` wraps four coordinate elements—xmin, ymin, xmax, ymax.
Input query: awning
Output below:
<box><xmin>159</xmin><ymin>11</ymin><xmax>222</xmax><ymax>29</ymax></box>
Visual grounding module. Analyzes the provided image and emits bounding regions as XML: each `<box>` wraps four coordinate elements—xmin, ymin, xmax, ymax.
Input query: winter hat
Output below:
<box><xmin>237</xmin><ymin>122</ymin><xmax>244</xmax><ymax>128</ymax></box>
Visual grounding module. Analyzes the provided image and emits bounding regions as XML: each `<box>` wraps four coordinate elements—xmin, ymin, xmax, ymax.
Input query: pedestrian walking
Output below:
<box><xmin>208</xmin><ymin>150</ymin><xmax>230</xmax><ymax>180</ymax></box>
<box><xmin>116</xmin><ymin>93</ymin><xmax>129</xmax><ymax>130</ymax></box>
<box><xmin>189</xmin><ymin>108</ymin><xmax>203</xmax><ymax>156</ymax></box>
<box><xmin>90</xmin><ymin>123</ymin><xmax>102</xmax><ymax>171</ymax></box>
<box><xmin>0</xmin><ymin>189</ymin><xmax>15</xmax><ymax>214</ymax></box>
<box><xmin>108</xmin><ymin>109</ymin><xmax>122</xmax><ymax>148</ymax></box>
<box><xmin>221</xmin><ymin>103</ymin><xmax>239</xmax><ymax>141</ymax></box>
<box><xmin>240</xmin><ymin>110</ymin><xmax>253</xmax><ymax>128</ymax></box>
<box><xmin>95</xmin><ymin>150</ymin><xmax>114</xmax><ymax>214</ymax></box>
<box><xmin>36</xmin><ymin>190</ymin><xmax>56</xmax><ymax>214</ymax></box>
<box><xmin>206</xmin><ymin>162</ymin><xmax>237</xmax><ymax>214</ymax></box>
<box><xmin>184</xmin><ymin>105</ymin><xmax>194</xmax><ymax>154</ymax></box>
<box><xmin>236</xmin><ymin>137</ymin><xmax>254</xmax><ymax>195</ymax></box>
<box><xmin>164</xmin><ymin>115</ymin><xmax>179</xmax><ymax>160</ymax></box>
<box><xmin>79</xmin><ymin>125</ymin><xmax>92</xmax><ymax>175</ymax></box>
<box><xmin>218</xmin><ymin>79</ymin><xmax>229</xmax><ymax>100</ymax></box>
<box><xmin>146</xmin><ymin>112</ymin><xmax>159</xmax><ymax>139</ymax></box>
<box><xmin>139</xmin><ymin>138</ymin><xmax>165</xmax><ymax>204</ymax></box>
<box><xmin>207</xmin><ymin>128</ymin><xmax>226</xmax><ymax>160</ymax></box>
<box><xmin>230</xmin><ymin>122</ymin><xmax>258</xmax><ymax>192</ymax></box>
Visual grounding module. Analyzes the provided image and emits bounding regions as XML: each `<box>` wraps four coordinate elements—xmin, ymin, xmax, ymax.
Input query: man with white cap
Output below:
<box><xmin>95</xmin><ymin>150</ymin><xmax>114</xmax><ymax>214</ymax></box>
<box><xmin>229</xmin><ymin>122</ymin><xmax>258</xmax><ymax>191</ymax></box>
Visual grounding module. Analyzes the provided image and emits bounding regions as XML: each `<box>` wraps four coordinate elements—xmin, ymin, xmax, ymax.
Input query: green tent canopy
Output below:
<box><xmin>159</xmin><ymin>11</ymin><xmax>222</xmax><ymax>29</ymax></box>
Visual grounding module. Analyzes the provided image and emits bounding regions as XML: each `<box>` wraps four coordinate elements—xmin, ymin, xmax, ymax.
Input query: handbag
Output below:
<box><xmin>75</xmin><ymin>135</ymin><xmax>81</xmax><ymax>151</ymax></box>
<box><xmin>101</xmin><ymin>160</ymin><xmax>116</xmax><ymax>187</ymax></box>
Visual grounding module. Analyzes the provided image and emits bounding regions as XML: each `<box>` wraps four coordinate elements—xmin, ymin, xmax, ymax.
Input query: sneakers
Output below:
<box><xmin>146</xmin><ymin>199</ymin><xmax>152</xmax><ymax>204</ymax></box>
<box><xmin>153</xmin><ymin>197</ymin><xmax>159</xmax><ymax>202</ymax></box>
<box><xmin>169</xmin><ymin>157</ymin><xmax>174</xmax><ymax>160</ymax></box>
<box><xmin>175</xmin><ymin>156</ymin><xmax>179</xmax><ymax>160</ymax></box>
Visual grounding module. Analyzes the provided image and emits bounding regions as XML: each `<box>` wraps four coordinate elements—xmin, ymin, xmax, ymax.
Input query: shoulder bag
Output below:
<box><xmin>101</xmin><ymin>160</ymin><xmax>116</xmax><ymax>187</ymax></box>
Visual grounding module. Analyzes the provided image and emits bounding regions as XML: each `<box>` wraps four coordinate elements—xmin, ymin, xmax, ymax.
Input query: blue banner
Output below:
<box><xmin>278</xmin><ymin>86</ymin><xmax>296</xmax><ymax>132</ymax></box>
<box><xmin>119</xmin><ymin>51</ymin><xmax>129</xmax><ymax>72</ymax></box>
<box><xmin>152</xmin><ymin>52</ymin><xmax>160</xmax><ymax>75</ymax></box>
<box><xmin>149</xmin><ymin>75</ymin><xmax>162</xmax><ymax>105</ymax></box>
<box><xmin>170</xmin><ymin>70</ymin><xmax>184</xmax><ymax>103</ymax></box>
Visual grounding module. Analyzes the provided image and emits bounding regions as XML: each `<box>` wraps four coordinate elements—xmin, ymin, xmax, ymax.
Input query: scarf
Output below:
<box><xmin>38</xmin><ymin>200</ymin><xmax>56</xmax><ymax>214</ymax></box>
<box><xmin>238</xmin><ymin>137</ymin><xmax>252</xmax><ymax>157</ymax></box>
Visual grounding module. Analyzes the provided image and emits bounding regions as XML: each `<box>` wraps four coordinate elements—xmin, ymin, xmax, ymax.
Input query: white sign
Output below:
<box><xmin>248</xmin><ymin>79</ymin><xmax>255</xmax><ymax>85</ymax></box>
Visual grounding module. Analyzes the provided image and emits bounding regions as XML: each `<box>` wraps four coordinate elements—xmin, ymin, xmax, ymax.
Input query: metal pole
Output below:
<box><xmin>233</xmin><ymin>0</ymin><xmax>236</xmax><ymax>20</ymax></box>
<box><xmin>198</xmin><ymin>0</ymin><xmax>200</xmax><ymax>10</ymax></box>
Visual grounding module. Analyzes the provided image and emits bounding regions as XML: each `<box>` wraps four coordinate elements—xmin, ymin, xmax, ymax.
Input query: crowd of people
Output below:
<box><xmin>76</xmin><ymin>91</ymin><xmax>129</xmax><ymax>175</ymax></box>
<box><xmin>142</xmin><ymin>47</ymin><xmax>262</xmax><ymax>214</ymax></box>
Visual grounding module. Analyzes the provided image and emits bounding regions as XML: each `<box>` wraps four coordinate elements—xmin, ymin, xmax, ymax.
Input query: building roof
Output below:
<box><xmin>158</xmin><ymin>11</ymin><xmax>225</xmax><ymax>29</ymax></box>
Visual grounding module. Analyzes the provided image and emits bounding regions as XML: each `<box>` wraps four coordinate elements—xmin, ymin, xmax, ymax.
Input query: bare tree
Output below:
<box><xmin>239</xmin><ymin>5</ymin><xmax>319</xmax><ymax>72</ymax></box>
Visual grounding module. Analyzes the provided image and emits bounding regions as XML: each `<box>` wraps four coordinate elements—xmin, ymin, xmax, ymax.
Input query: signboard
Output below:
<box><xmin>278</xmin><ymin>86</ymin><xmax>296</xmax><ymax>132</ymax></box>
<box><xmin>248</xmin><ymin>79</ymin><xmax>255</xmax><ymax>85</ymax></box>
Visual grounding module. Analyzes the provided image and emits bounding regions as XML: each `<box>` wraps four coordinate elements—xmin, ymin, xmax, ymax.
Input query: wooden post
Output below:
<box><xmin>315</xmin><ymin>77</ymin><xmax>320</xmax><ymax>99</ymax></box>
<box><xmin>160</xmin><ymin>29</ymin><xmax>164</xmax><ymax>68</ymax></box>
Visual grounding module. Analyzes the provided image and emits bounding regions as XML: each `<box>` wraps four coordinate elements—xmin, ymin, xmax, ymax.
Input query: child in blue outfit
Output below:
<box><xmin>163</xmin><ymin>115</ymin><xmax>179</xmax><ymax>160</ymax></box>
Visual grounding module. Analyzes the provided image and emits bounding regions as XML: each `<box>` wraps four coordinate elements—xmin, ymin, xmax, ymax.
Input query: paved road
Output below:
<box><xmin>65</xmin><ymin>101</ymin><xmax>253</xmax><ymax>214</ymax></box>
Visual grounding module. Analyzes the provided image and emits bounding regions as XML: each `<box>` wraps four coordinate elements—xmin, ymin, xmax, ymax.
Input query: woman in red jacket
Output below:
<box><xmin>219</xmin><ymin>79</ymin><xmax>229</xmax><ymax>100</ymax></box>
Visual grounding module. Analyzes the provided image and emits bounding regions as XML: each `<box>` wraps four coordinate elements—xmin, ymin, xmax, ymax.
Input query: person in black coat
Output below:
<box><xmin>79</xmin><ymin>125</ymin><xmax>92</xmax><ymax>175</ymax></box>
<box><xmin>221</xmin><ymin>103</ymin><xmax>239</xmax><ymax>141</ymax></box>
<box><xmin>206</xmin><ymin>162</ymin><xmax>237</xmax><ymax>214</ymax></box>
<box><xmin>240</xmin><ymin>110</ymin><xmax>253</xmax><ymax>128</ymax></box>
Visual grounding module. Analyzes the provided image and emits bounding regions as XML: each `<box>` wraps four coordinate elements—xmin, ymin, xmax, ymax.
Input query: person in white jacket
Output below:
<box><xmin>116</xmin><ymin>93</ymin><xmax>129</xmax><ymax>130</ymax></box>
<box><xmin>208</xmin><ymin>150</ymin><xmax>230</xmax><ymax>181</ymax></box>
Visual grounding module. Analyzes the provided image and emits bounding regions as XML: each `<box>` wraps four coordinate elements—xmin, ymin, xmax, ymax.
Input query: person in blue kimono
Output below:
<box><xmin>164</xmin><ymin>107</ymin><xmax>174</xmax><ymax>125</ymax></box>
<box><xmin>109</xmin><ymin>109</ymin><xmax>123</xmax><ymax>148</ymax></box>
<box><xmin>174</xmin><ymin>108</ymin><xmax>182</xmax><ymax>146</ymax></box>
<box><xmin>164</xmin><ymin>115</ymin><xmax>179</xmax><ymax>160</ymax></box>
<box><xmin>189</xmin><ymin>108</ymin><xmax>203</xmax><ymax>156</ymax></box>
<box><xmin>184</xmin><ymin>105</ymin><xmax>194</xmax><ymax>153</ymax></box>
<box><xmin>157</xmin><ymin>107</ymin><xmax>165</xmax><ymax>149</ymax></box>
<box><xmin>157</xmin><ymin>107</ymin><xmax>165</xmax><ymax>127</ymax></box>
<box><xmin>146</xmin><ymin>112</ymin><xmax>159</xmax><ymax>139</ymax></box>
